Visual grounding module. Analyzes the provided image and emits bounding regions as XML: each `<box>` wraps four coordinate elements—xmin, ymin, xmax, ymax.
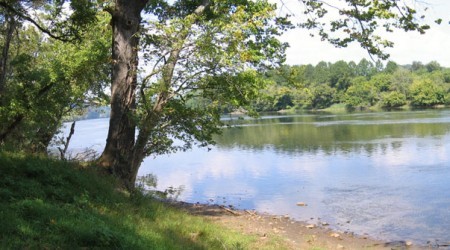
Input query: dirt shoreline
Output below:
<box><xmin>169</xmin><ymin>201</ymin><xmax>431</xmax><ymax>250</ymax></box>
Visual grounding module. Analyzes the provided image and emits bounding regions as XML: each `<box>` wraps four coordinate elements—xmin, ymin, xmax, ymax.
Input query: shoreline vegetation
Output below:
<box><xmin>248</xmin><ymin>61</ymin><xmax>450</xmax><ymax>114</ymax></box>
<box><xmin>0</xmin><ymin>152</ymin><xmax>431</xmax><ymax>249</ymax></box>
<box><xmin>69</xmin><ymin>60</ymin><xmax>450</xmax><ymax>122</ymax></box>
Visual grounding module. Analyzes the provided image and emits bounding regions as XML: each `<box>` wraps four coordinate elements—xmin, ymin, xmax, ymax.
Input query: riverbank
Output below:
<box><xmin>171</xmin><ymin>201</ymin><xmax>431</xmax><ymax>250</ymax></box>
<box><xmin>0</xmin><ymin>152</ymin><xmax>433</xmax><ymax>249</ymax></box>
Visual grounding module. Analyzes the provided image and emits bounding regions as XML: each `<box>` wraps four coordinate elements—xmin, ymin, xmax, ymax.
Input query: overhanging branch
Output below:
<box><xmin>0</xmin><ymin>1</ymin><xmax>74</xmax><ymax>42</ymax></box>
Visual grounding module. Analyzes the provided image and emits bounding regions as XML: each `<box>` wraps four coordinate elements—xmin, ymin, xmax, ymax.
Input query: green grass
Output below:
<box><xmin>0</xmin><ymin>152</ymin><xmax>285</xmax><ymax>249</ymax></box>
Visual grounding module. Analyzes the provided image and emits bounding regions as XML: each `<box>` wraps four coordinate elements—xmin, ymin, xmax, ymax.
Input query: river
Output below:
<box><xmin>63</xmin><ymin>109</ymin><xmax>450</xmax><ymax>245</ymax></box>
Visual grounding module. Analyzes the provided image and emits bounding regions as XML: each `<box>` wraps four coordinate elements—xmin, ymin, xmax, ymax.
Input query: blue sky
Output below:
<box><xmin>276</xmin><ymin>0</ymin><xmax>450</xmax><ymax>67</ymax></box>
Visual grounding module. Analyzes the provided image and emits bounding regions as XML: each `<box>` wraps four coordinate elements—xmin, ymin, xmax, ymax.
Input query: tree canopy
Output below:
<box><xmin>256</xmin><ymin>60</ymin><xmax>450</xmax><ymax>111</ymax></box>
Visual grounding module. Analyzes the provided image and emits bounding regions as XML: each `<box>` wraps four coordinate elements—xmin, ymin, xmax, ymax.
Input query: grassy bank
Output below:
<box><xmin>0</xmin><ymin>152</ymin><xmax>284</xmax><ymax>249</ymax></box>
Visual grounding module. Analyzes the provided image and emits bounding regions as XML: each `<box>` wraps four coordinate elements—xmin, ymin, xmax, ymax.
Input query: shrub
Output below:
<box><xmin>409</xmin><ymin>80</ymin><xmax>446</xmax><ymax>106</ymax></box>
<box><xmin>380</xmin><ymin>91</ymin><xmax>407</xmax><ymax>108</ymax></box>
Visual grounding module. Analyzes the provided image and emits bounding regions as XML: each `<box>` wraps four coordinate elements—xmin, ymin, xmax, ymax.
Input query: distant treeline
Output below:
<box><xmin>250</xmin><ymin>59</ymin><xmax>450</xmax><ymax>112</ymax></box>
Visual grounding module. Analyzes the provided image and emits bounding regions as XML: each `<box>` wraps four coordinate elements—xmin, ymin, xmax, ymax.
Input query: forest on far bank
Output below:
<box><xmin>239</xmin><ymin>60</ymin><xmax>450</xmax><ymax>112</ymax></box>
<box><xmin>83</xmin><ymin>59</ymin><xmax>450</xmax><ymax>120</ymax></box>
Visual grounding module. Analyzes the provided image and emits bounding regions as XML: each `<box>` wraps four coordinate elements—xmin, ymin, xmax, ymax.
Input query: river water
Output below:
<box><xmin>63</xmin><ymin>109</ymin><xmax>450</xmax><ymax>245</ymax></box>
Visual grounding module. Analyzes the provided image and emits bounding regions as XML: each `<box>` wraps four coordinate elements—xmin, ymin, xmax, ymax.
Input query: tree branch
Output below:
<box><xmin>350</xmin><ymin>2</ymin><xmax>376</xmax><ymax>62</ymax></box>
<box><xmin>0</xmin><ymin>1</ymin><xmax>74</xmax><ymax>42</ymax></box>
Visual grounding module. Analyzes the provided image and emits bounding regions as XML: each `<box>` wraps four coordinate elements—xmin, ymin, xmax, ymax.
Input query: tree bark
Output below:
<box><xmin>98</xmin><ymin>0</ymin><xmax>147</xmax><ymax>190</ymax></box>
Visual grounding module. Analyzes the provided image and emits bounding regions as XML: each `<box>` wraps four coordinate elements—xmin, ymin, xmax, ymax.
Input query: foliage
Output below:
<box><xmin>426</xmin><ymin>61</ymin><xmax>442</xmax><ymax>73</ymax></box>
<box><xmin>134</xmin><ymin>0</ymin><xmax>289</xmax><ymax>157</ymax></box>
<box><xmin>0</xmin><ymin>13</ymin><xmax>110</xmax><ymax>152</ymax></box>
<box><xmin>297</xmin><ymin>0</ymin><xmax>437</xmax><ymax>60</ymax></box>
<box><xmin>0</xmin><ymin>0</ymin><xmax>98</xmax><ymax>41</ymax></box>
<box><xmin>0</xmin><ymin>152</ymin><xmax>287</xmax><ymax>249</ymax></box>
<box><xmin>344</xmin><ymin>79</ymin><xmax>378</xmax><ymax>108</ymax></box>
<box><xmin>328</xmin><ymin>60</ymin><xmax>354</xmax><ymax>90</ymax></box>
<box><xmin>390</xmin><ymin>67</ymin><xmax>413</xmax><ymax>94</ymax></box>
<box><xmin>257</xmin><ymin>60</ymin><xmax>450</xmax><ymax>111</ymax></box>
<box><xmin>384</xmin><ymin>61</ymin><xmax>399</xmax><ymax>74</ymax></box>
<box><xmin>310</xmin><ymin>84</ymin><xmax>337</xmax><ymax>109</ymax></box>
<box><xmin>370</xmin><ymin>73</ymin><xmax>392</xmax><ymax>92</ymax></box>
<box><xmin>380</xmin><ymin>91</ymin><xmax>407</xmax><ymax>108</ymax></box>
<box><xmin>409</xmin><ymin>79</ymin><xmax>446</xmax><ymax>106</ymax></box>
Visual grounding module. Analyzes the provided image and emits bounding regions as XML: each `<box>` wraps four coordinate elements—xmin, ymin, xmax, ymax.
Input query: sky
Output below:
<box><xmin>275</xmin><ymin>0</ymin><xmax>450</xmax><ymax>67</ymax></box>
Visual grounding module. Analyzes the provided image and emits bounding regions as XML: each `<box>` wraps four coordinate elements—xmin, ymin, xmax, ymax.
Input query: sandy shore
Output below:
<box><xmin>171</xmin><ymin>201</ymin><xmax>432</xmax><ymax>250</ymax></box>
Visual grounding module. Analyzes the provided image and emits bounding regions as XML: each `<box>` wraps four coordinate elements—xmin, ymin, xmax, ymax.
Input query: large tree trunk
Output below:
<box><xmin>98</xmin><ymin>0</ymin><xmax>147</xmax><ymax>190</ymax></box>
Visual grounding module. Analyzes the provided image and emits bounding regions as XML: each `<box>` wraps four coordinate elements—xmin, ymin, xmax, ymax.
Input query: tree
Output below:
<box><xmin>329</xmin><ymin>60</ymin><xmax>354</xmax><ymax>90</ymax></box>
<box><xmin>443</xmin><ymin>69</ymin><xmax>450</xmax><ymax>84</ymax></box>
<box><xmin>313</xmin><ymin>61</ymin><xmax>330</xmax><ymax>84</ymax></box>
<box><xmin>344</xmin><ymin>78</ymin><xmax>378</xmax><ymax>108</ymax></box>
<box><xmin>409</xmin><ymin>79</ymin><xmax>446</xmax><ymax>106</ymax></box>
<box><xmin>411</xmin><ymin>61</ymin><xmax>426</xmax><ymax>73</ymax></box>
<box><xmin>95</xmin><ymin>0</ymin><xmax>148</xmax><ymax>185</ymax></box>
<box><xmin>384</xmin><ymin>61</ymin><xmax>399</xmax><ymax>74</ymax></box>
<box><xmin>310</xmin><ymin>84</ymin><xmax>336</xmax><ymax>109</ymax></box>
<box><xmin>380</xmin><ymin>91</ymin><xmax>407</xmax><ymax>108</ymax></box>
<box><xmin>355</xmin><ymin>58</ymin><xmax>375</xmax><ymax>77</ymax></box>
<box><xmin>426</xmin><ymin>61</ymin><xmax>442</xmax><ymax>73</ymax></box>
<box><xmin>98</xmin><ymin>0</ymin><xmax>289</xmax><ymax>189</ymax></box>
<box><xmin>369</xmin><ymin>73</ymin><xmax>392</xmax><ymax>92</ymax></box>
<box><xmin>390</xmin><ymin>67</ymin><xmax>413</xmax><ymax>95</ymax></box>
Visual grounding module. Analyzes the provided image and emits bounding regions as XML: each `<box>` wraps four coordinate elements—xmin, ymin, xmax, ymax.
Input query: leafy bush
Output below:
<box><xmin>409</xmin><ymin>80</ymin><xmax>446</xmax><ymax>106</ymax></box>
<box><xmin>380</xmin><ymin>91</ymin><xmax>407</xmax><ymax>108</ymax></box>
<box><xmin>310</xmin><ymin>84</ymin><xmax>337</xmax><ymax>109</ymax></box>
<box><xmin>344</xmin><ymin>80</ymin><xmax>378</xmax><ymax>108</ymax></box>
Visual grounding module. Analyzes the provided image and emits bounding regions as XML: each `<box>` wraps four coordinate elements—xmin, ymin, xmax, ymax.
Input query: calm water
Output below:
<box><xmin>64</xmin><ymin>109</ymin><xmax>450</xmax><ymax>245</ymax></box>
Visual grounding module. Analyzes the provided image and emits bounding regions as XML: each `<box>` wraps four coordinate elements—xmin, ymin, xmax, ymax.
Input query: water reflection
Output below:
<box><xmin>217</xmin><ymin>110</ymin><xmax>450</xmax><ymax>158</ymax></box>
<box><xmin>63</xmin><ymin>110</ymin><xmax>450</xmax><ymax>245</ymax></box>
